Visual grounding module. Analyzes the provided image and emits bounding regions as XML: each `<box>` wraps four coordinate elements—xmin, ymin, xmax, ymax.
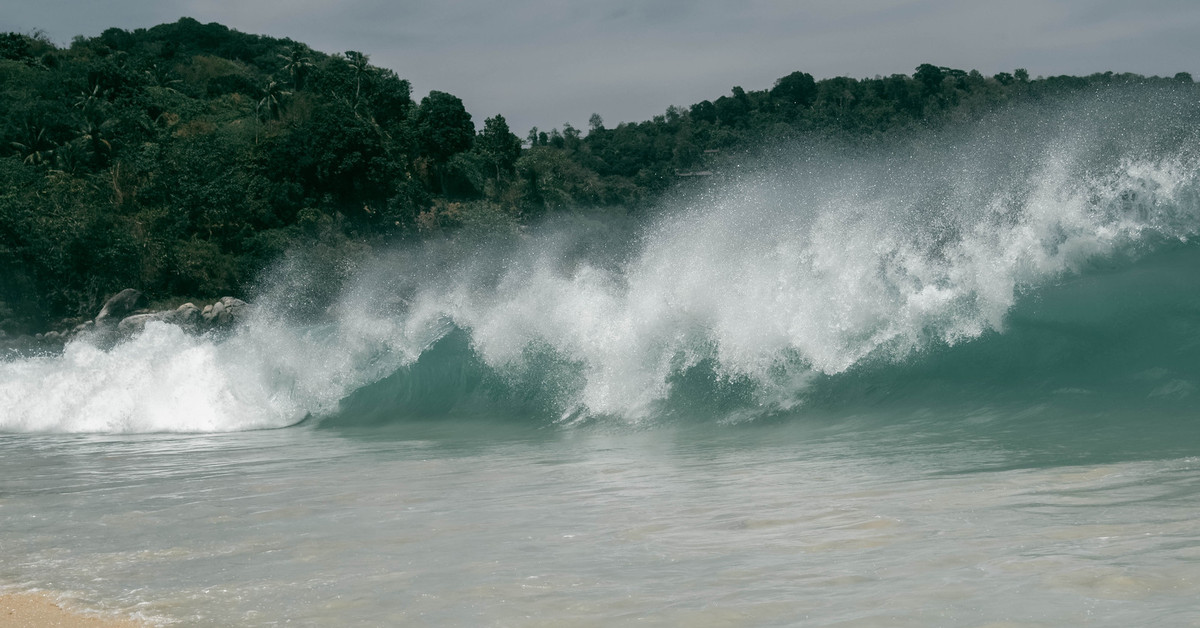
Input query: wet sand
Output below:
<box><xmin>0</xmin><ymin>592</ymin><xmax>147</xmax><ymax>627</ymax></box>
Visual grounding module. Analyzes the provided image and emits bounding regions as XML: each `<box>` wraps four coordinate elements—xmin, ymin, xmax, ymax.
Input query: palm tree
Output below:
<box><xmin>277</xmin><ymin>45</ymin><xmax>313</xmax><ymax>90</ymax></box>
<box><xmin>144</xmin><ymin>63</ymin><xmax>182</xmax><ymax>91</ymax></box>
<box><xmin>52</xmin><ymin>139</ymin><xmax>88</xmax><ymax>174</ymax></box>
<box><xmin>344</xmin><ymin>50</ymin><xmax>373</xmax><ymax>111</ymax></box>
<box><xmin>257</xmin><ymin>80</ymin><xmax>290</xmax><ymax>121</ymax></box>
<box><xmin>74</xmin><ymin>117</ymin><xmax>114</xmax><ymax>165</ymax></box>
<box><xmin>72</xmin><ymin>85</ymin><xmax>109</xmax><ymax>121</ymax></box>
<box><xmin>10</xmin><ymin>125</ymin><xmax>55</xmax><ymax>165</ymax></box>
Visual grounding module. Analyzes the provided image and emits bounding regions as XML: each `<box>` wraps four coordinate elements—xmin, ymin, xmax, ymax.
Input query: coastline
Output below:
<box><xmin>0</xmin><ymin>591</ymin><xmax>149</xmax><ymax>628</ymax></box>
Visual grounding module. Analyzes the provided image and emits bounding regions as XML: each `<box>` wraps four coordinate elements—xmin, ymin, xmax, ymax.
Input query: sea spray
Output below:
<box><xmin>2</xmin><ymin>85</ymin><xmax>1199</xmax><ymax>433</ymax></box>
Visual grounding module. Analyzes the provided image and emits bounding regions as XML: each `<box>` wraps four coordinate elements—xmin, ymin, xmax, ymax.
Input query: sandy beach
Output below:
<box><xmin>0</xmin><ymin>592</ymin><xmax>146</xmax><ymax>628</ymax></box>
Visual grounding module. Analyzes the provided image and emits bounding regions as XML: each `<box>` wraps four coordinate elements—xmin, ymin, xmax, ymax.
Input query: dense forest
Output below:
<box><xmin>1</xmin><ymin>18</ymin><xmax>1194</xmax><ymax>334</ymax></box>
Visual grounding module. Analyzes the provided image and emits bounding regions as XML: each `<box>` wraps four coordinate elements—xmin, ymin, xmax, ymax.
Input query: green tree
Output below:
<box><xmin>10</xmin><ymin>125</ymin><xmax>55</xmax><ymax>165</ymax></box>
<box><xmin>415</xmin><ymin>91</ymin><xmax>473</xmax><ymax>162</ymax></box>
<box><xmin>344</xmin><ymin>50</ymin><xmax>372</xmax><ymax>110</ymax></box>
<box><xmin>143</xmin><ymin>63</ymin><xmax>182</xmax><ymax>90</ymax></box>
<box><xmin>915</xmin><ymin>63</ymin><xmax>945</xmax><ymax>95</ymax></box>
<box><xmin>714</xmin><ymin>86</ymin><xmax>751</xmax><ymax>126</ymax></box>
<box><xmin>562</xmin><ymin>123</ymin><xmax>581</xmax><ymax>150</ymax></box>
<box><xmin>477</xmin><ymin>114</ymin><xmax>522</xmax><ymax>177</ymax></box>
<box><xmin>366</xmin><ymin>68</ymin><xmax>412</xmax><ymax>126</ymax></box>
<box><xmin>72</xmin><ymin>116</ymin><xmax>115</xmax><ymax>166</ymax></box>
<box><xmin>278</xmin><ymin>45</ymin><xmax>313</xmax><ymax>90</ymax></box>
<box><xmin>257</xmin><ymin>80</ymin><xmax>290</xmax><ymax>121</ymax></box>
<box><xmin>689</xmin><ymin>100</ymin><xmax>717</xmax><ymax>124</ymax></box>
<box><xmin>0</xmin><ymin>32</ymin><xmax>34</xmax><ymax>63</ymax></box>
<box><xmin>415</xmin><ymin>90</ymin><xmax>474</xmax><ymax>193</ymax></box>
<box><xmin>771</xmin><ymin>71</ymin><xmax>817</xmax><ymax>108</ymax></box>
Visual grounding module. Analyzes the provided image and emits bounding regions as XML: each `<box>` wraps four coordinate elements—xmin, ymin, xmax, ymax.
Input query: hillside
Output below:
<box><xmin>1</xmin><ymin>18</ymin><xmax>1194</xmax><ymax>332</ymax></box>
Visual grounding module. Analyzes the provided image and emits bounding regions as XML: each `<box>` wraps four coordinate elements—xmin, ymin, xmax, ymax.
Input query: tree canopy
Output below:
<box><xmin>0</xmin><ymin>18</ymin><xmax>1194</xmax><ymax>333</ymax></box>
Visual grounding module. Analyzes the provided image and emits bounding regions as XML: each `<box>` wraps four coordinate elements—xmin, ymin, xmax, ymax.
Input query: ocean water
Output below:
<box><xmin>2</xmin><ymin>86</ymin><xmax>1200</xmax><ymax>626</ymax></box>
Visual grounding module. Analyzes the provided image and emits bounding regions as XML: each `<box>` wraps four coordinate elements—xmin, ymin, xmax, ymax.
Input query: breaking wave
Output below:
<box><xmin>2</xmin><ymin>85</ymin><xmax>1199</xmax><ymax>433</ymax></box>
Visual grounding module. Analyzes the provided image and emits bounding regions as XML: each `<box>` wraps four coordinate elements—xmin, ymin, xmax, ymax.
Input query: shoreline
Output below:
<box><xmin>0</xmin><ymin>591</ymin><xmax>149</xmax><ymax>627</ymax></box>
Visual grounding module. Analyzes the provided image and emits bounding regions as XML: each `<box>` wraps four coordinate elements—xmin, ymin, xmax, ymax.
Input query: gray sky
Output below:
<box><xmin>4</xmin><ymin>1</ymin><xmax>1199</xmax><ymax>134</ymax></box>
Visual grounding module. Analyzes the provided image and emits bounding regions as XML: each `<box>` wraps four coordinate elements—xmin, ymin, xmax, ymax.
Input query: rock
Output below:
<box><xmin>219</xmin><ymin>297</ymin><xmax>251</xmax><ymax>324</ymax></box>
<box><xmin>4</xmin><ymin>294</ymin><xmax>255</xmax><ymax>352</ymax></box>
<box><xmin>95</xmin><ymin>289</ymin><xmax>148</xmax><ymax>328</ymax></box>
<box><xmin>175</xmin><ymin>303</ymin><xmax>201</xmax><ymax>329</ymax></box>
<box><xmin>202</xmin><ymin>301</ymin><xmax>226</xmax><ymax>326</ymax></box>
<box><xmin>117</xmin><ymin>311</ymin><xmax>174</xmax><ymax>334</ymax></box>
<box><xmin>192</xmin><ymin>298</ymin><xmax>252</xmax><ymax>331</ymax></box>
<box><xmin>54</xmin><ymin>317</ymin><xmax>84</xmax><ymax>333</ymax></box>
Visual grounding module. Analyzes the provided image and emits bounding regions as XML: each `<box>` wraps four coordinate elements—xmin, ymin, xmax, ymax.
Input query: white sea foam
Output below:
<box><xmin>0</xmin><ymin>323</ymin><xmax>291</xmax><ymax>432</ymax></box>
<box><xmin>0</xmin><ymin>312</ymin><xmax>441</xmax><ymax>433</ymax></box>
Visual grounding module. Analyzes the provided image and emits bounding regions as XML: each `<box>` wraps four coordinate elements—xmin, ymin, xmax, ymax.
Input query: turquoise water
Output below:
<box><xmin>2</xmin><ymin>87</ymin><xmax>1200</xmax><ymax>625</ymax></box>
<box><xmin>3</xmin><ymin>419</ymin><xmax>1200</xmax><ymax>626</ymax></box>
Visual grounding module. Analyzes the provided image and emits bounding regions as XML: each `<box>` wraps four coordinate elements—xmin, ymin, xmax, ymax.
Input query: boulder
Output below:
<box><xmin>225</xmin><ymin>298</ymin><xmax>251</xmax><ymax>327</ymax></box>
<box><xmin>95</xmin><ymin>289</ymin><xmax>148</xmax><ymax>328</ymax></box>
<box><xmin>175</xmin><ymin>303</ymin><xmax>201</xmax><ymax>329</ymax></box>
<box><xmin>117</xmin><ymin>311</ymin><xmax>174</xmax><ymax>334</ymax></box>
<box><xmin>202</xmin><ymin>301</ymin><xmax>226</xmax><ymax>327</ymax></box>
<box><xmin>193</xmin><ymin>297</ymin><xmax>252</xmax><ymax>331</ymax></box>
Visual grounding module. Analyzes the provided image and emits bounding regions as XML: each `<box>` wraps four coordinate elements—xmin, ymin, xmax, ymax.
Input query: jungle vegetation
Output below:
<box><xmin>0</xmin><ymin>19</ymin><xmax>1193</xmax><ymax>331</ymax></box>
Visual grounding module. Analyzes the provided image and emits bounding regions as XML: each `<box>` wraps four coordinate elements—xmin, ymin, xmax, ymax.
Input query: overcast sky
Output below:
<box><xmin>4</xmin><ymin>1</ymin><xmax>1199</xmax><ymax>134</ymax></box>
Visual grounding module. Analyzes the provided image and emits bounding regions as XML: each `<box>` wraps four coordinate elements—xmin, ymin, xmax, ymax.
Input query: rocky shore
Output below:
<box><xmin>0</xmin><ymin>289</ymin><xmax>251</xmax><ymax>357</ymax></box>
